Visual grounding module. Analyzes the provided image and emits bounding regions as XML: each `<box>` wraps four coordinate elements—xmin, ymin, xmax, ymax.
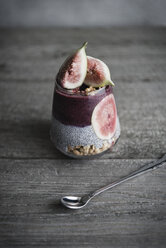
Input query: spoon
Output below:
<box><xmin>61</xmin><ymin>154</ymin><xmax>166</xmax><ymax>209</ymax></box>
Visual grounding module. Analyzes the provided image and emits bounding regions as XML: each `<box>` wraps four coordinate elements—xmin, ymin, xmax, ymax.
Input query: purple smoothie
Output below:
<box><xmin>52</xmin><ymin>85</ymin><xmax>113</xmax><ymax>127</ymax></box>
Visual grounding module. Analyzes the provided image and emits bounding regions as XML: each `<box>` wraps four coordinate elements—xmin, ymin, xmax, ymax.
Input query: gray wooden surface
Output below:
<box><xmin>0</xmin><ymin>27</ymin><xmax>166</xmax><ymax>247</ymax></box>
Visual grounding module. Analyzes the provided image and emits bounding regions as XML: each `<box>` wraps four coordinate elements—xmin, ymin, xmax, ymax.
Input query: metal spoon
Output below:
<box><xmin>61</xmin><ymin>154</ymin><xmax>166</xmax><ymax>209</ymax></box>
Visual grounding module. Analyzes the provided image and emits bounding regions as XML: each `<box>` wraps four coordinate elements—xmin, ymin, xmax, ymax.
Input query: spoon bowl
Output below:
<box><xmin>61</xmin><ymin>195</ymin><xmax>91</xmax><ymax>209</ymax></box>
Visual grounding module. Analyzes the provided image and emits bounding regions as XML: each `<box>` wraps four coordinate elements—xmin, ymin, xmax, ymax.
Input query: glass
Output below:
<box><xmin>50</xmin><ymin>84</ymin><xmax>120</xmax><ymax>158</ymax></box>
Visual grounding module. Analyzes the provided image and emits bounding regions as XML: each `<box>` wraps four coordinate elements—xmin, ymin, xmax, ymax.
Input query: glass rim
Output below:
<box><xmin>55</xmin><ymin>82</ymin><xmax>112</xmax><ymax>98</ymax></box>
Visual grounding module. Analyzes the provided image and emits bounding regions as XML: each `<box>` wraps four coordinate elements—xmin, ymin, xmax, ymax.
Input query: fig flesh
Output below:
<box><xmin>57</xmin><ymin>42</ymin><xmax>87</xmax><ymax>89</ymax></box>
<box><xmin>84</xmin><ymin>56</ymin><xmax>114</xmax><ymax>87</ymax></box>
<box><xmin>91</xmin><ymin>94</ymin><xmax>117</xmax><ymax>140</ymax></box>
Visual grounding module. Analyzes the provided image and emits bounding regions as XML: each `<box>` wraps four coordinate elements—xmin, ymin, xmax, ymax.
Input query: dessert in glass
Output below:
<box><xmin>50</xmin><ymin>43</ymin><xmax>120</xmax><ymax>158</ymax></box>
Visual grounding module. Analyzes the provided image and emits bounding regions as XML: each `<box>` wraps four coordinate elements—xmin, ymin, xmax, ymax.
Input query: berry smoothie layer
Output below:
<box><xmin>52</xmin><ymin>85</ymin><xmax>112</xmax><ymax>127</ymax></box>
<box><xmin>50</xmin><ymin>42</ymin><xmax>120</xmax><ymax>157</ymax></box>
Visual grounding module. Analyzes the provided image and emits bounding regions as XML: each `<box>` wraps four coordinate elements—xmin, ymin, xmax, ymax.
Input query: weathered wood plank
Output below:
<box><xmin>0</xmin><ymin>27</ymin><xmax>165</xmax><ymax>46</ymax></box>
<box><xmin>0</xmin><ymin>159</ymin><xmax>166</xmax><ymax>247</ymax></box>
<box><xmin>0</xmin><ymin>81</ymin><xmax>165</xmax><ymax>159</ymax></box>
<box><xmin>0</xmin><ymin>28</ymin><xmax>166</xmax><ymax>83</ymax></box>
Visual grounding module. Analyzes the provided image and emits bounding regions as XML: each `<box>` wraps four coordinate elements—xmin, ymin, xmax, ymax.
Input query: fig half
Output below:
<box><xmin>57</xmin><ymin>42</ymin><xmax>88</xmax><ymax>89</ymax></box>
<box><xmin>84</xmin><ymin>56</ymin><xmax>114</xmax><ymax>87</ymax></box>
<box><xmin>91</xmin><ymin>94</ymin><xmax>117</xmax><ymax>140</ymax></box>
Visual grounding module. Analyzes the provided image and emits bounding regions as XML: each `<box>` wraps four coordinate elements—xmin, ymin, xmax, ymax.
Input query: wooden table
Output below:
<box><xmin>0</xmin><ymin>27</ymin><xmax>166</xmax><ymax>247</ymax></box>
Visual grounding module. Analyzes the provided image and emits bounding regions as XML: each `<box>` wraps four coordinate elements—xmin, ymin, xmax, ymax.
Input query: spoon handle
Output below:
<box><xmin>90</xmin><ymin>154</ymin><xmax>166</xmax><ymax>198</ymax></box>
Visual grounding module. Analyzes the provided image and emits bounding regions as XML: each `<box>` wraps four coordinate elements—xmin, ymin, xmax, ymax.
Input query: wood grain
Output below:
<box><xmin>0</xmin><ymin>159</ymin><xmax>166</xmax><ymax>247</ymax></box>
<box><xmin>0</xmin><ymin>27</ymin><xmax>166</xmax><ymax>247</ymax></box>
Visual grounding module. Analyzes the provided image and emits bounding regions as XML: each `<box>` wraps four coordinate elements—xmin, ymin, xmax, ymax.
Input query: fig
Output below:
<box><xmin>56</xmin><ymin>42</ymin><xmax>87</xmax><ymax>89</ymax></box>
<box><xmin>91</xmin><ymin>94</ymin><xmax>117</xmax><ymax>140</ymax></box>
<box><xmin>84</xmin><ymin>56</ymin><xmax>114</xmax><ymax>87</ymax></box>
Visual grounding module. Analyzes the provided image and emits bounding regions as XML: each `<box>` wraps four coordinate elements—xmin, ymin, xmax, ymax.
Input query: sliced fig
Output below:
<box><xmin>91</xmin><ymin>94</ymin><xmax>117</xmax><ymax>140</ymax></box>
<box><xmin>56</xmin><ymin>42</ymin><xmax>87</xmax><ymax>89</ymax></box>
<box><xmin>84</xmin><ymin>56</ymin><xmax>114</xmax><ymax>87</ymax></box>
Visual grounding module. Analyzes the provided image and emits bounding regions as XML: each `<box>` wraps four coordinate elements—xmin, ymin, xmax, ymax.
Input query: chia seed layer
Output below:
<box><xmin>50</xmin><ymin>116</ymin><xmax>120</xmax><ymax>157</ymax></box>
